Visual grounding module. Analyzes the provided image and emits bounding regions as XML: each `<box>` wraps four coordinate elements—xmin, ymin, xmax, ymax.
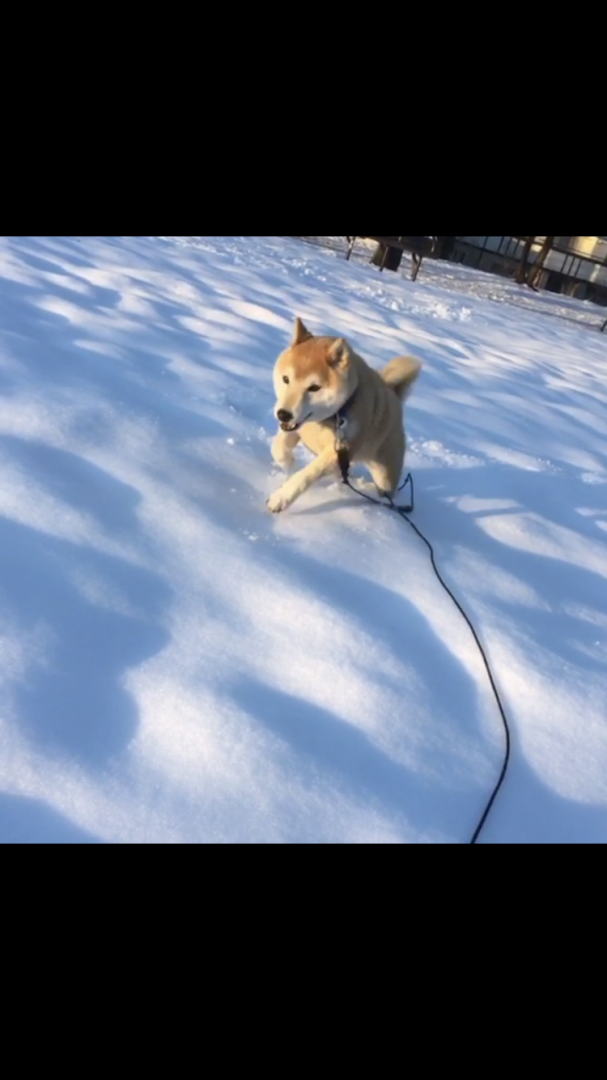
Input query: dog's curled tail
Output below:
<box><xmin>381</xmin><ymin>356</ymin><xmax>422</xmax><ymax>401</ymax></box>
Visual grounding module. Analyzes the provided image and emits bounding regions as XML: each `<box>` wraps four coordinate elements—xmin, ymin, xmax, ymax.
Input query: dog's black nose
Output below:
<box><xmin>277</xmin><ymin>409</ymin><xmax>293</xmax><ymax>423</ymax></box>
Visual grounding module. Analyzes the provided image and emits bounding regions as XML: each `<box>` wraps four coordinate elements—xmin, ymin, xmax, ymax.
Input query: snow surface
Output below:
<box><xmin>1</xmin><ymin>234</ymin><xmax>607</xmax><ymax>844</ymax></box>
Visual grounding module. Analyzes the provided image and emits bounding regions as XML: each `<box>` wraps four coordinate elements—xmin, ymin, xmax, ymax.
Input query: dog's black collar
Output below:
<box><xmin>329</xmin><ymin>386</ymin><xmax>359</xmax><ymax>432</ymax></box>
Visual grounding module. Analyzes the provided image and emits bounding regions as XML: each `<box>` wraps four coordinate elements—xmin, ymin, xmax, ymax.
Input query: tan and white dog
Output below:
<box><xmin>268</xmin><ymin>318</ymin><xmax>421</xmax><ymax>513</ymax></box>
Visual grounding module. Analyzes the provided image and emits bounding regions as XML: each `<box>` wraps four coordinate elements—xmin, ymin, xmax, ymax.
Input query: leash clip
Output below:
<box><xmin>334</xmin><ymin>414</ymin><xmax>350</xmax><ymax>483</ymax></box>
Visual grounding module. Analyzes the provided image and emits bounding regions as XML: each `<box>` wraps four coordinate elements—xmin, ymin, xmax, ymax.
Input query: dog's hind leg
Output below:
<box><xmin>368</xmin><ymin>461</ymin><xmax>401</xmax><ymax>497</ymax></box>
<box><xmin>368</xmin><ymin>433</ymin><xmax>405</xmax><ymax>496</ymax></box>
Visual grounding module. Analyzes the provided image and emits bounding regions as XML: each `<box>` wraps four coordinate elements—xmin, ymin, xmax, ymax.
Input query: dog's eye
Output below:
<box><xmin>283</xmin><ymin>376</ymin><xmax>290</xmax><ymax>385</ymax></box>
<box><xmin>308</xmin><ymin>384</ymin><xmax>321</xmax><ymax>393</ymax></box>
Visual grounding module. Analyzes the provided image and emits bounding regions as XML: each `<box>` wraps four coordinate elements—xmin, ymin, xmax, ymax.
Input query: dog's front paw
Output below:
<box><xmin>271</xmin><ymin>436</ymin><xmax>294</xmax><ymax>471</ymax></box>
<box><xmin>272</xmin><ymin>451</ymin><xmax>294</xmax><ymax>472</ymax></box>
<box><xmin>267</xmin><ymin>487</ymin><xmax>292</xmax><ymax>514</ymax></box>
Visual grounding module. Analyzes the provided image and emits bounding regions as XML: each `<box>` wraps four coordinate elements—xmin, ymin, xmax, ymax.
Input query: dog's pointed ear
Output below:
<box><xmin>327</xmin><ymin>338</ymin><xmax>350</xmax><ymax>369</ymax></box>
<box><xmin>293</xmin><ymin>317</ymin><xmax>313</xmax><ymax>345</ymax></box>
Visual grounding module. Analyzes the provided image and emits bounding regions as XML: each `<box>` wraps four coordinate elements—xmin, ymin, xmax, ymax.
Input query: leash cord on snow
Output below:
<box><xmin>339</xmin><ymin>466</ymin><xmax>511</xmax><ymax>845</ymax></box>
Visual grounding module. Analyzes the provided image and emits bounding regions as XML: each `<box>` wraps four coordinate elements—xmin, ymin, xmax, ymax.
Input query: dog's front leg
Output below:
<box><xmin>271</xmin><ymin>427</ymin><xmax>300</xmax><ymax>471</ymax></box>
<box><xmin>267</xmin><ymin>448</ymin><xmax>337</xmax><ymax>513</ymax></box>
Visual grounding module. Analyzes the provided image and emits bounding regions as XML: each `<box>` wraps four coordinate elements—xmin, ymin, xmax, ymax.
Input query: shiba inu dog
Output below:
<box><xmin>268</xmin><ymin>318</ymin><xmax>421</xmax><ymax>513</ymax></box>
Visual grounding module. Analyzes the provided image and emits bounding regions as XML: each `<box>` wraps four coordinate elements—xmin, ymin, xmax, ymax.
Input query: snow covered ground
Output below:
<box><xmin>1</xmin><ymin>234</ymin><xmax>606</xmax><ymax>844</ymax></box>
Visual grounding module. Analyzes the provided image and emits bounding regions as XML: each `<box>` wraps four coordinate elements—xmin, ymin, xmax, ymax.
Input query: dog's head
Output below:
<box><xmin>273</xmin><ymin>318</ymin><xmax>357</xmax><ymax>432</ymax></box>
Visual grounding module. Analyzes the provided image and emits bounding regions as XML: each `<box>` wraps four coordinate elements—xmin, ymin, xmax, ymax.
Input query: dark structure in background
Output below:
<box><xmin>348</xmin><ymin>236</ymin><xmax>607</xmax><ymax>315</ymax></box>
<box><xmin>346</xmin><ymin>236</ymin><xmax>437</xmax><ymax>280</ymax></box>
<box><xmin>448</xmin><ymin>236</ymin><xmax>607</xmax><ymax>306</ymax></box>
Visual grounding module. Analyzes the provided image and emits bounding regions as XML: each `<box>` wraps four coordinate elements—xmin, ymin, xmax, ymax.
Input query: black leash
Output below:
<box><xmin>336</xmin><ymin>448</ymin><xmax>511</xmax><ymax>845</ymax></box>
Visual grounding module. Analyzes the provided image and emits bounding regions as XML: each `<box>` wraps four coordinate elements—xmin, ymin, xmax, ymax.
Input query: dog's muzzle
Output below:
<box><xmin>277</xmin><ymin>409</ymin><xmax>311</xmax><ymax>433</ymax></box>
<box><xmin>277</xmin><ymin>409</ymin><xmax>294</xmax><ymax>431</ymax></box>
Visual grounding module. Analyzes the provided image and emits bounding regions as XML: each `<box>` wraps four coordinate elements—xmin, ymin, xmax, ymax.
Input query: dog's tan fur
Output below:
<box><xmin>268</xmin><ymin>318</ymin><xmax>421</xmax><ymax>513</ymax></box>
